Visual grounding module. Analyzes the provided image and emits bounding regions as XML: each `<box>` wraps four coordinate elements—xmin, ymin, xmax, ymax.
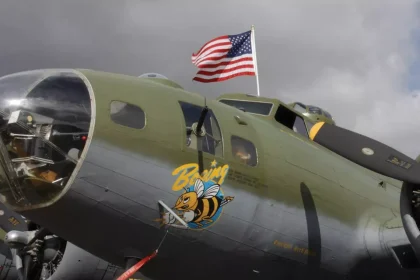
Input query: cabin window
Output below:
<box><xmin>231</xmin><ymin>135</ymin><xmax>257</xmax><ymax>166</ymax></box>
<box><xmin>218</xmin><ymin>99</ymin><xmax>273</xmax><ymax>115</ymax></box>
<box><xmin>110</xmin><ymin>101</ymin><xmax>146</xmax><ymax>129</ymax></box>
<box><xmin>179</xmin><ymin>101</ymin><xmax>223</xmax><ymax>157</ymax></box>
<box><xmin>293</xmin><ymin>102</ymin><xmax>307</xmax><ymax>114</ymax></box>
<box><xmin>274</xmin><ymin>105</ymin><xmax>309</xmax><ymax>138</ymax></box>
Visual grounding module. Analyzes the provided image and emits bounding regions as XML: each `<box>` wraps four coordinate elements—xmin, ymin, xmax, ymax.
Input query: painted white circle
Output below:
<box><xmin>0</xmin><ymin>210</ymin><xmax>4</xmax><ymax>216</ymax></box>
<box><xmin>362</xmin><ymin>147</ymin><xmax>374</xmax><ymax>156</ymax></box>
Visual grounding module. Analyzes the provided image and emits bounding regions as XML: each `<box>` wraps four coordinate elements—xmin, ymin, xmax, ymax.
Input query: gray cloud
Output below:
<box><xmin>1</xmin><ymin>0</ymin><xmax>420</xmax><ymax>156</ymax></box>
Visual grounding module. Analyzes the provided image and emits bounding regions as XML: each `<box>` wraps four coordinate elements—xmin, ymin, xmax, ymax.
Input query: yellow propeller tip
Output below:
<box><xmin>309</xmin><ymin>122</ymin><xmax>325</xmax><ymax>141</ymax></box>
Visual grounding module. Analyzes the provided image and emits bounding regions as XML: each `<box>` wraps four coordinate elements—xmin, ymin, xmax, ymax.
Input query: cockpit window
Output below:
<box><xmin>218</xmin><ymin>99</ymin><xmax>273</xmax><ymax>115</ymax></box>
<box><xmin>293</xmin><ymin>102</ymin><xmax>307</xmax><ymax>114</ymax></box>
<box><xmin>110</xmin><ymin>101</ymin><xmax>146</xmax><ymax>129</ymax></box>
<box><xmin>179</xmin><ymin>101</ymin><xmax>223</xmax><ymax>157</ymax></box>
<box><xmin>27</xmin><ymin>74</ymin><xmax>91</xmax><ymax>127</ymax></box>
<box><xmin>308</xmin><ymin>106</ymin><xmax>322</xmax><ymax>115</ymax></box>
<box><xmin>274</xmin><ymin>104</ymin><xmax>309</xmax><ymax>138</ymax></box>
<box><xmin>231</xmin><ymin>135</ymin><xmax>257</xmax><ymax>166</ymax></box>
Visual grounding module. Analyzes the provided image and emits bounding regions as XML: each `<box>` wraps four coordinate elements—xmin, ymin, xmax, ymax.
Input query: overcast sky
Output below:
<box><xmin>1</xmin><ymin>0</ymin><xmax>420</xmax><ymax>157</ymax></box>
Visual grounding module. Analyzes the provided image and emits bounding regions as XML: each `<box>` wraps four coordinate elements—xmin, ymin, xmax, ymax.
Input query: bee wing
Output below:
<box><xmin>194</xmin><ymin>178</ymin><xmax>205</xmax><ymax>198</ymax></box>
<box><xmin>203</xmin><ymin>184</ymin><xmax>220</xmax><ymax>198</ymax></box>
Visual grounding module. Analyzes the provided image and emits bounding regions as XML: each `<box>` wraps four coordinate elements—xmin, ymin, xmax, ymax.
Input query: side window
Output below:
<box><xmin>179</xmin><ymin>101</ymin><xmax>223</xmax><ymax>157</ymax></box>
<box><xmin>231</xmin><ymin>135</ymin><xmax>258</xmax><ymax>167</ymax></box>
<box><xmin>292</xmin><ymin>116</ymin><xmax>308</xmax><ymax>136</ymax></box>
<box><xmin>110</xmin><ymin>101</ymin><xmax>145</xmax><ymax>129</ymax></box>
<box><xmin>274</xmin><ymin>105</ymin><xmax>309</xmax><ymax>138</ymax></box>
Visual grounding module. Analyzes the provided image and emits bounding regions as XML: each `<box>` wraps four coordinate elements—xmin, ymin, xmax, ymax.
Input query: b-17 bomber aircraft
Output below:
<box><xmin>0</xmin><ymin>69</ymin><xmax>419</xmax><ymax>280</ymax></box>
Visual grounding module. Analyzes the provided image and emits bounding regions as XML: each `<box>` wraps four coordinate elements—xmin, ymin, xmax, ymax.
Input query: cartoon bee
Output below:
<box><xmin>174</xmin><ymin>178</ymin><xmax>234</xmax><ymax>228</ymax></box>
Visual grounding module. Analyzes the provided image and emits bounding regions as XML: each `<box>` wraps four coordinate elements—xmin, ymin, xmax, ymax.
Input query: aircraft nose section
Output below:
<box><xmin>0</xmin><ymin>69</ymin><xmax>94</xmax><ymax>211</ymax></box>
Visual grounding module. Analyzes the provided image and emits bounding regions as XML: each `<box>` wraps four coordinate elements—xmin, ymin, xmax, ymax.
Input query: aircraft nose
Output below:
<box><xmin>0</xmin><ymin>69</ymin><xmax>93</xmax><ymax>212</ymax></box>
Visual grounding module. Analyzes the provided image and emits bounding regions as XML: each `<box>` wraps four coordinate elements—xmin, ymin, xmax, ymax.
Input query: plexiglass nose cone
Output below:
<box><xmin>0</xmin><ymin>69</ymin><xmax>93</xmax><ymax>211</ymax></box>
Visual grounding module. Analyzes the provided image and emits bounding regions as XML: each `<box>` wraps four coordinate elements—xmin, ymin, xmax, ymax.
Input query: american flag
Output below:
<box><xmin>191</xmin><ymin>30</ymin><xmax>256</xmax><ymax>83</ymax></box>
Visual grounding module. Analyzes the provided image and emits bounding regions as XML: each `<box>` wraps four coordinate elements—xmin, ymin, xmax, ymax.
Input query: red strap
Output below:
<box><xmin>116</xmin><ymin>250</ymin><xmax>158</xmax><ymax>280</ymax></box>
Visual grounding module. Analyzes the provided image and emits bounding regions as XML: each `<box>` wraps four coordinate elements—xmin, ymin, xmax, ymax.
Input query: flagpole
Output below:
<box><xmin>251</xmin><ymin>25</ymin><xmax>260</xmax><ymax>97</ymax></box>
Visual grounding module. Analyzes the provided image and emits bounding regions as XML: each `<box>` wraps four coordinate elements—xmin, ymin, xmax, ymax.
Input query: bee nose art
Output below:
<box><xmin>0</xmin><ymin>69</ymin><xmax>94</xmax><ymax>212</ymax></box>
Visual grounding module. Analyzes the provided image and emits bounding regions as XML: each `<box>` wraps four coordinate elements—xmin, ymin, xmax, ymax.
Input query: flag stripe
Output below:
<box><xmin>192</xmin><ymin>41</ymin><xmax>231</xmax><ymax>61</ymax></box>
<box><xmin>192</xmin><ymin>37</ymin><xmax>229</xmax><ymax>58</ymax></box>
<box><xmin>196</xmin><ymin>62</ymin><xmax>256</xmax><ymax>75</ymax></box>
<box><xmin>194</xmin><ymin>49</ymin><xmax>231</xmax><ymax>65</ymax></box>
<box><xmin>193</xmin><ymin>72</ymin><xmax>256</xmax><ymax>83</ymax></box>
<box><xmin>194</xmin><ymin>67</ymin><xmax>256</xmax><ymax>79</ymax></box>
<box><xmin>192</xmin><ymin>44</ymin><xmax>231</xmax><ymax>64</ymax></box>
<box><xmin>195</xmin><ymin>52</ymin><xmax>230</xmax><ymax>66</ymax></box>
<box><xmin>197</xmin><ymin>55</ymin><xmax>254</xmax><ymax>68</ymax></box>
<box><xmin>198</xmin><ymin>57</ymin><xmax>254</xmax><ymax>69</ymax></box>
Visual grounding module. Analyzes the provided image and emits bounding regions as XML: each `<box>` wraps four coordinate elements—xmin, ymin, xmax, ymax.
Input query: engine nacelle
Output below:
<box><xmin>5</xmin><ymin>238</ymin><xmax>145</xmax><ymax>280</ymax></box>
<box><xmin>46</xmin><ymin>241</ymin><xmax>120</xmax><ymax>280</ymax></box>
<box><xmin>45</xmin><ymin>241</ymin><xmax>144</xmax><ymax>280</ymax></box>
<box><xmin>3</xmin><ymin>227</ymin><xmax>143</xmax><ymax>280</ymax></box>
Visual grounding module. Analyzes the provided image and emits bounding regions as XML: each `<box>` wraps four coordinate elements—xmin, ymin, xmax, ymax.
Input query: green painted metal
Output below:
<box><xmin>78</xmin><ymin>69</ymin><xmax>402</xmax><ymax>230</ymax></box>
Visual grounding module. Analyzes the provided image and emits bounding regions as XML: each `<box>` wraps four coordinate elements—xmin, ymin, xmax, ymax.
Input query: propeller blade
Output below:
<box><xmin>22</xmin><ymin>254</ymin><xmax>32</xmax><ymax>280</ymax></box>
<box><xmin>14</xmin><ymin>227</ymin><xmax>53</xmax><ymax>280</ymax></box>
<box><xmin>13</xmin><ymin>251</ymin><xmax>25</xmax><ymax>280</ymax></box>
<box><xmin>309</xmin><ymin>122</ymin><xmax>420</xmax><ymax>184</ymax></box>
